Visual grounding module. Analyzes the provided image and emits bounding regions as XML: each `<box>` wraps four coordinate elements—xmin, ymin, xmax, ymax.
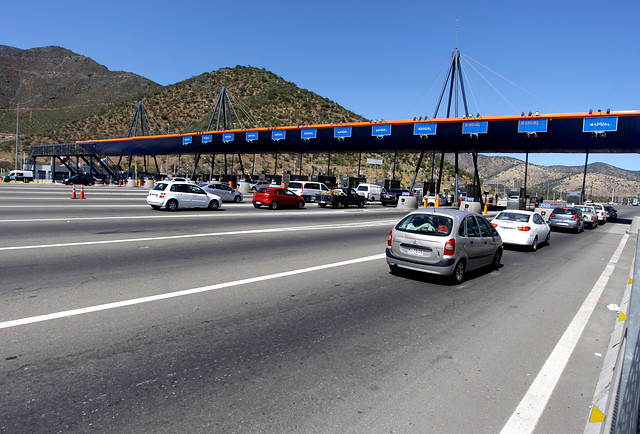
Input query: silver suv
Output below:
<box><xmin>386</xmin><ymin>209</ymin><xmax>503</xmax><ymax>284</ymax></box>
<box><xmin>147</xmin><ymin>181</ymin><xmax>222</xmax><ymax>211</ymax></box>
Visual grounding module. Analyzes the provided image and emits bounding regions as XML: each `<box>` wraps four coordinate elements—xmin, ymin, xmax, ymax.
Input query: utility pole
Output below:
<box><xmin>15</xmin><ymin>104</ymin><xmax>19</xmax><ymax>170</ymax></box>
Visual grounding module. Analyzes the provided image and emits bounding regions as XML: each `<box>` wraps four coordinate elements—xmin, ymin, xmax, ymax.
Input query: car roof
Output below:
<box><xmin>496</xmin><ymin>209</ymin><xmax>534</xmax><ymax>215</ymax></box>
<box><xmin>408</xmin><ymin>208</ymin><xmax>480</xmax><ymax>218</ymax></box>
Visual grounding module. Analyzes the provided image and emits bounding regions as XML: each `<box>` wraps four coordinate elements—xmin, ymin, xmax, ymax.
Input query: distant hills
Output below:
<box><xmin>0</xmin><ymin>45</ymin><xmax>637</xmax><ymax>199</ymax></box>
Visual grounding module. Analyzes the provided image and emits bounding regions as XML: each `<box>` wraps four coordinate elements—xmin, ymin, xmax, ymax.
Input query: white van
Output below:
<box><xmin>3</xmin><ymin>170</ymin><xmax>34</xmax><ymax>183</ymax></box>
<box><xmin>287</xmin><ymin>181</ymin><xmax>330</xmax><ymax>202</ymax></box>
<box><xmin>356</xmin><ymin>183</ymin><xmax>384</xmax><ymax>201</ymax></box>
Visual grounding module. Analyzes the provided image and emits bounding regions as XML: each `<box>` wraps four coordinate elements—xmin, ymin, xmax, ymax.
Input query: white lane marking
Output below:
<box><xmin>0</xmin><ymin>220</ymin><xmax>397</xmax><ymax>251</ymax></box>
<box><xmin>500</xmin><ymin>232</ymin><xmax>629</xmax><ymax>433</ymax></box>
<box><xmin>0</xmin><ymin>253</ymin><xmax>386</xmax><ymax>330</ymax></box>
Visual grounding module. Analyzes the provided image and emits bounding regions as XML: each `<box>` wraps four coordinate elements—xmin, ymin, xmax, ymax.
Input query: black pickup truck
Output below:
<box><xmin>316</xmin><ymin>188</ymin><xmax>366</xmax><ymax>208</ymax></box>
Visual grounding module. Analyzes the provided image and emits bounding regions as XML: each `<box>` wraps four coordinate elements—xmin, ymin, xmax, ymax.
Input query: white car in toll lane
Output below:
<box><xmin>491</xmin><ymin>210</ymin><xmax>550</xmax><ymax>251</ymax></box>
<box><xmin>147</xmin><ymin>181</ymin><xmax>222</xmax><ymax>211</ymax></box>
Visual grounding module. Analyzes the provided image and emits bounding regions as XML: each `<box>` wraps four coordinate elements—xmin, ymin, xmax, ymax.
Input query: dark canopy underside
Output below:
<box><xmin>35</xmin><ymin>111</ymin><xmax>640</xmax><ymax>158</ymax></box>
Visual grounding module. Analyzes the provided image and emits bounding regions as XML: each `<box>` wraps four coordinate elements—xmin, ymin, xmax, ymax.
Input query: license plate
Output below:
<box><xmin>557</xmin><ymin>222</ymin><xmax>568</xmax><ymax>226</ymax></box>
<box><xmin>407</xmin><ymin>248</ymin><xmax>424</xmax><ymax>256</ymax></box>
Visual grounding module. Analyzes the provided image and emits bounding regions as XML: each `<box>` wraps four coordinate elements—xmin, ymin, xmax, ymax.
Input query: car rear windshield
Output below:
<box><xmin>553</xmin><ymin>208</ymin><xmax>577</xmax><ymax>215</ymax></box>
<box><xmin>152</xmin><ymin>183</ymin><xmax>168</xmax><ymax>191</ymax></box>
<box><xmin>495</xmin><ymin>212</ymin><xmax>530</xmax><ymax>222</ymax></box>
<box><xmin>256</xmin><ymin>188</ymin><xmax>271</xmax><ymax>193</ymax></box>
<box><xmin>288</xmin><ymin>182</ymin><xmax>302</xmax><ymax>189</ymax></box>
<box><xmin>396</xmin><ymin>214</ymin><xmax>453</xmax><ymax>236</ymax></box>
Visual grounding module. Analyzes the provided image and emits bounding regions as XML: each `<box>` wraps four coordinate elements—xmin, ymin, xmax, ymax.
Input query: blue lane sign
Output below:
<box><xmin>372</xmin><ymin>124</ymin><xmax>392</xmax><ymax>137</ymax></box>
<box><xmin>583</xmin><ymin>116</ymin><xmax>618</xmax><ymax>133</ymax></box>
<box><xmin>301</xmin><ymin>128</ymin><xmax>317</xmax><ymax>139</ymax></box>
<box><xmin>246</xmin><ymin>131</ymin><xmax>258</xmax><ymax>141</ymax></box>
<box><xmin>334</xmin><ymin>126</ymin><xmax>352</xmax><ymax>138</ymax></box>
<box><xmin>518</xmin><ymin>119</ymin><xmax>548</xmax><ymax>133</ymax></box>
<box><xmin>462</xmin><ymin>121</ymin><xmax>488</xmax><ymax>134</ymax></box>
<box><xmin>182</xmin><ymin>136</ymin><xmax>192</xmax><ymax>145</ymax></box>
<box><xmin>272</xmin><ymin>130</ymin><xmax>286</xmax><ymax>141</ymax></box>
<box><xmin>222</xmin><ymin>132</ymin><xmax>234</xmax><ymax>142</ymax></box>
<box><xmin>202</xmin><ymin>134</ymin><xmax>212</xmax><ymax>144</ymax></box>
<box><xmin>413</xmin><ymin>123</ymin><xmax>437</xmax><ymax>136</ymax></box>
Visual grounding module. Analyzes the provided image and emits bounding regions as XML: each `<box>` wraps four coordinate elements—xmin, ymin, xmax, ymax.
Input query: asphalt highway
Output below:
<box><xmin>0</xmin><ymin>183</ymin><xmax>637</xmax><ymax>433</ymax></box>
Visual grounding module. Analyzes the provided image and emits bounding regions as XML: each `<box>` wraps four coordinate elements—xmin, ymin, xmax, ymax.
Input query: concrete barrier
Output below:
<box><xmin>125</xmin><ymin>179</ymin><xmax>136</xmax><ymax>188</ymax></box>
<box><xmin>629</xmin><ymin>216</ymin><xmax>640</xmax><ymax>235</ymax></box>
<box><xmin>143</xmin><ymin>179</ymin><xmax>154</xmax><ymax>188</ymax></box>
<box><xmin>398</xmin><ymin>196</ymin><xmax>418</xmax><ymax>210</ymax></box>
<box><xmin>460</xmin><ymin>201</ymin><xmax>482</xmax><ymax>214</ymax></box>
<box><xmin>238</xmin><ymin>182</ymin><xmax>251</xmax><ymax>194</ymax></box>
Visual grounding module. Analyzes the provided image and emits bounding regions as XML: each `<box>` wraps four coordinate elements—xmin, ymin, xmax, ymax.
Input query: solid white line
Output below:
<box><xmin>0</xmin><ymin>220</ymin><xmax>397</xmax><ymax>251</ymax></box>
<box><xmin>0</xmin><ymin>253</ymin><xmax>386</xmax><ymax>330</ymax></box>
<box><xmin>500</xmin><ymin>232</ymin><xmax>629</xmax><ymax>433</ymax></box>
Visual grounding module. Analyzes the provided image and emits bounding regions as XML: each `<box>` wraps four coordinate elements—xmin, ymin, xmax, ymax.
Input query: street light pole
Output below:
<box><xmin>15</xmin><ymin>104</ymin><xmax>19</xmax><ymax>170</ymax></box>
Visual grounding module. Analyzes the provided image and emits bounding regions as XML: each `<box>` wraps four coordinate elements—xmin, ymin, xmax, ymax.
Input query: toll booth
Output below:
<box><xmin>460</xmin><ymin>184</ymin><xmax>481</xmax><ymax>203</ymax></box>
<box><xmin>507</xmin><ymin>187</ymin><xmax>525</xmax><ymax>210</ymax></box>
<box><xmin>566</xmin><ymin>191</ymin><xmax>582</xmax><ymax>205</ymax></box>
<box><xmin>341</xmin><ymin>176</ymin><xmax>366</xmax><ymax>188</ymax></box>
<box><xmin>215</xmin><ymin>174</ymin><xmax>239</xmax><ymax>188</ymax></box>
<box><xmin>383</xmin><ymin>179</ymin><xmax>401</xmax><ymax>190</ymax></box>
<box><xmin>312</xmin><ymin>175</ymin><xmax>336</xmax><ymax>188</ymax></box>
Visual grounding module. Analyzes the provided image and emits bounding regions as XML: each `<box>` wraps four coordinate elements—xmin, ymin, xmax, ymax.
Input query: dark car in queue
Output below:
<box><xmin>381</xmin><ymin>188</ymin><xmax>411</xmax><ymax>206</ymax></box>
<box><xmin>548</xmin><ymin>206</ymin><xmax>584</xmax><ymax>233</ymax></box>
<box><xmin>604</xmin><ymin>205</ymin><xmax>618</xmax><ymax>222</ymax></box>
<box><xmin>386</xmin><ymin>209</ymin><xmax>503</xmax><ymax>284</ymax></box>
<box><xmin>63</xmin><ymin>173</ymin><xmax>97</xmax><ymax>186</ymax></box>
<box><xmin>252</xmin><ymin>187</ymin><xmax>305</xmax><ymax>210</ymax></box>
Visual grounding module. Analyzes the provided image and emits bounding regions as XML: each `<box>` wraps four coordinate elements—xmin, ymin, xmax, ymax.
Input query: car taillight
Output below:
<box><xmin>160</xmin><ymin>193</ymin><xmax>166</xmax><ymax>198</ymax></box>
<box><xmin>571</xmin><ymin>216</ymin><xmax>579</xmax><ymax>220</ymax></box>
<box><xmin>387</xmin><ymin>231</ymin><xmax>393</xmax><ymax>246</ymax></box>
<box><xmin>517</xmin><ymin>226</ymin><xmax>531</xmax><ymax>231</ymax></box>
<box><xmin>491</xmin><ymin>223</ymin><xmax>498</xmax><ymax>228</ymax></box>
<box><xmin>549</xmin><ymin>214</ymin><xmax>555</xmax><ymax>218</ymax></box>
<box><xmin>444</xmin><ymin>238</ymin><xmax>455</xmax><ymax>256</ymax></box>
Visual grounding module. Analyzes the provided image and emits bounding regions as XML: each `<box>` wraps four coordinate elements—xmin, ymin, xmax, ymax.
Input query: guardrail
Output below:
<box><xmin>585</xmin><ymin>217</ymin><xmax>640</xmax><ymax>433</ymax></box>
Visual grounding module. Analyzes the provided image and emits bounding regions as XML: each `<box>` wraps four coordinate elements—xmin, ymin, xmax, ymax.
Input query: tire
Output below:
<box><xmin>208</xmin><ymin>200</ymin><xmax>219</xmax><ymax>210</ymax></box>
<box><xmin>166</xmin><ymin>200</ymin><xmax>178</xmax><ymax>211</ymax></box>
<box><xmin>452</xmin><ymin>260</ymin><xmax>466</xmax><ymax>284</ymax></box>
<box><xmin>269</xmin><ymin>201</ymin><xmax>279</xmax><ymax>210</ymax></box>
<box><xmin>492</xmin><ymin>249</ymin><xmax>502</xmax><ymax>269</ymax></box>
<box><xmin>381</xmin><ymin>203</ymin><xmax>387</xmax><ymax>207</ymax></box>
<box><xmin>234</xmin><ymin>195</ymin><xmax>242</xmax><ymax>203</ymax></box>
<box><xmin>358</xmin><ymin>200</ymin><xmax>365</xmax><ymax>208</ymax></box>
<box><xmin>150</xmin><ymin>205</ymin><xmax>161</xmax><ymax>210</ymax></box>
<box><xmin>530</xmin><ymin>236</ymin><xmax>538</xmax><ymax>251</ymax></box>
<box><xmin>544</xmin><ymin>231</ymin><xmax>551</xmax><ymax>246</ymax></box>
<box><xmin>388</xmin><ymin>264</ymin><xmax>400</xmax><ymax>275</ymax></box>
<box><xmin>335</xmin><ymin>202</ymin><xmax>343</xmax><ymax>209</ymax></box>
<box><xmin>253</xmin><ymin>204</ymin><xmax>260</xmax><ymax>208</ymax></box>
<box><xmin>319</xmin><ymin>203</ymin><xmax>327</xmax><ymax>208</ymax></box>
<box><xmin>297</xmin><ymin>200</ymin><xmax>305</xmax><ymax>209</ymax></box>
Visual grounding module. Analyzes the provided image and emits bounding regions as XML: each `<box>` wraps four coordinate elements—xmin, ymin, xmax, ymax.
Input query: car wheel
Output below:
<box><xmin>358</xmin><ymin>200</ymin><xmax>365</xmax><ymax>208</ymax></box>
<box><xmin>388</xmin><ymin>264</ymin><xmax>401</xmax><ymax>275</ymax></box>
<box><xmin>150</xmin><ymin>205</ymin><xmax>161</xmax><ymax>210</ymax></box>
<box><xmin>297</xmin><ymin>200</ymin><xmax>305</xmax><ymax>209</ymax></box>
<box><xmin>492</xmin><ymin>249</ymin><xmax>502</xmax><ymax>269</ymax></box>
<box><xmin>531</xmin><ymin>236</ymin><xmax>538</xmax><ymax>251</ymax></box>
<box><xmin>253</xmin><ymin>204</ymin><xmax>260</xmax><ymax>208</ymax></box>
<box><xmin>234</xmin><ymin>195</ymin><xmax>242</xmax><ymax>203</ymax></box>
<box><xmin>269</xmin><ymin>201</ymin><xmax>279</xmax><ymax>210</ymax></box>
<box><xmin>381</xmin><ymin>202</ymin><xmax>387</xmax><ymax>207</ymax></box>
<box><xmin>208</xmin><ymin>200</ymin><xmax>219</xmax><ymax>210</ymax></box>
<box><xmin>318</xmin><ymin>203</ymin><xmax>327</xmax><ymax>208</ymax></box>
<box><xmin>335</xmin><ymin>202</ymin><xmax>343</xmax><ymax>209</ymax></box>
<box><xmin>166</xmin><ymin>199</ymin><xmax>178</xmax><ymax>211</ymax></box>
<box><xmin>544</xmin><ymin>231</ymin><xmax>551</xmax><ymax>246</ymax></box>
<box><xmin>452</xmin><ymin>260</ymin><xmax>466</xmax><ymax>284</ymax></box>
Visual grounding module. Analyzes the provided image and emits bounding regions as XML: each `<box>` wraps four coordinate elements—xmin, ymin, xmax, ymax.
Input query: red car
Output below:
<box><xmin>252</xmin><ymin>187</ymin><xmax>305</xmax><ymax>209</ymax></box>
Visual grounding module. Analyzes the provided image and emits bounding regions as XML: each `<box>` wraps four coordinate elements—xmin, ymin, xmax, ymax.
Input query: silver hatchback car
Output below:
<box><xmin>386</xmin><ymin>209</ymin><xmax>503</xmax><ymax>284</ymax></box>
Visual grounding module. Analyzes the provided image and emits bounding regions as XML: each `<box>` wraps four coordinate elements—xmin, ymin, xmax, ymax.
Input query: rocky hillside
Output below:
<box><xmin>0</xmin><ymin>45</ymin><xmax>160</xmax><ymax>135</ymax></box>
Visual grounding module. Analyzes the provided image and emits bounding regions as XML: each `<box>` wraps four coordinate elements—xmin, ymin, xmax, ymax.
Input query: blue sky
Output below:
<box><xmin>3</xmin><ymin>0</ymin><xmax>639</xmax><ymax>170</ymax></box>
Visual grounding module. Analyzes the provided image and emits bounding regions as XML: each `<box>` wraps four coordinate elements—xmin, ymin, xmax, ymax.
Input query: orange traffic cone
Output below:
<box><xmin>71</xmin><ymin>185</ymin><xmax>77</xmax><ymax>199</ymax></box>
<box><xmin>79</xmin><ymin>185</ymin><xmax>85</xmax><ymax>199</ymax></box>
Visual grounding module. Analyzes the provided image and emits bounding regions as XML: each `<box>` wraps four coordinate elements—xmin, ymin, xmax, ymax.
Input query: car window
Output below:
<box><xmin>458</xmin><ymin>219</ymin><xmax>467</xmax><ymax>237</ymax></box>
<box><xmin>189</xmin><ymin>185</ymin><xmax>204</xmax><ymax>194</ymax></box>
<box><xmin>321</xmin><ymin>184</ymin><xmax>329</xmax><ymax>191</ymax></box>
<box><xmin>288</xmin><ymin>182</ymin><xmax>301</xmax><ymax>189</ymax></box>
<box><xmin>476</xmin><ymin>217</ymin><xmax>494</xmax><ymax>237</ymax></box>
<box><xmin>496</xmin><ymin>212</ymin><xmax>529</xmax><ymax>222</ymax></box>
<box><xmin>466</xmin><ymin>216</ymin><xmax>481</xmax><ymax>237</ymax></box>
<box><xmin>396</xmin><ymin>214</ymin><xmax>452</xmax><ymax>236</ymax></box>
<box><xmin>152</xmin><ymin>183</ymin><xmax>168</xmax><ymax>191</ymax></box>
<box><xmin>256</xmin><ymin>188</ymin><xmax>270</xmax><ymax>193</ymax></box>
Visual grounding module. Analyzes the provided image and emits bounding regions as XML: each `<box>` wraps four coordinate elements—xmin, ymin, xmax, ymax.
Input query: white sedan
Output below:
<box><xmin>491</xmin><ymin>210</ymin><xmax>550</xmax><ymax>251</ymax></box>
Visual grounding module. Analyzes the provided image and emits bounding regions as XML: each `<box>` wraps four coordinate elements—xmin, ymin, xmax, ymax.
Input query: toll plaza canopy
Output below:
<box><xmin>33</xmin><ymin>110</ymin><xmax>640</xmax><ymax>157</ymax></box>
